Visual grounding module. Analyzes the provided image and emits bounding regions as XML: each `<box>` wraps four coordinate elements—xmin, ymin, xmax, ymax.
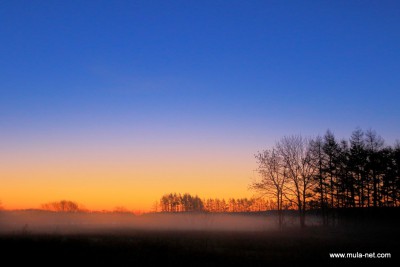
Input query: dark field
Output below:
<box><xmin>0</xmin><ymin>211</ymin><xmax>398</xmax><ymax>266</ymax></box>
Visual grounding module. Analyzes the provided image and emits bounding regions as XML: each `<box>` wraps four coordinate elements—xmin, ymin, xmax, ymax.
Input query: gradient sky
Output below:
<box><xmin>1</xmin><ymin>0</ymin><xmax>399</xmax><ymax>211</ymax></box>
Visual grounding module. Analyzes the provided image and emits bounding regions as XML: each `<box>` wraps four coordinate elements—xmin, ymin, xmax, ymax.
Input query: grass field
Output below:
<box><xmin>0</xmin><ymin>225</ymin><xmax>397</xmax><ymax>266</ymax></box>
<box><xmin>0</xmin><ymin>210</ymin><xmax>398</xmax><ymax>266</ymax></box>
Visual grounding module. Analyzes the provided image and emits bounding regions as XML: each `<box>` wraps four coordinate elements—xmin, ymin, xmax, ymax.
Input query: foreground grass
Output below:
<box><xmin>0</xmin><ymin>226</ymin><xmax>397</xmax><ymax>266</ymax></box>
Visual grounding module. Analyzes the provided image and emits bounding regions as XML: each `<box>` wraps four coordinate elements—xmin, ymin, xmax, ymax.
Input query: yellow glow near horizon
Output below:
<box><xmin>0</xmin><ymin>139</ymin><xmax>258</xmax><ymax>211</ymax></box>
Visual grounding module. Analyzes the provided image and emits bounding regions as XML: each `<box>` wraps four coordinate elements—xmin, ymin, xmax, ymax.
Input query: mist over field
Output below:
<box><xmin>0</xmin><ymin>209</ymin><xmax>397</xmax><ymax>266</ymax></box>
<box><xmin>0</xmin><ymin>207</ymin><xmax>398</xmax><ymax>267</ymax></box>
<box><xmin>0</xmin><ymin>211</ymin><xmax>286</xmax><ymax>234</ymax></box>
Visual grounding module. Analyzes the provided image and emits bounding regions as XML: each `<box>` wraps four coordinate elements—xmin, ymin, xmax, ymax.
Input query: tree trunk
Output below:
<box><xmin>300</xmin><ymin>209</ymin><xmax>306</xmax><ymax>228</ymax></box>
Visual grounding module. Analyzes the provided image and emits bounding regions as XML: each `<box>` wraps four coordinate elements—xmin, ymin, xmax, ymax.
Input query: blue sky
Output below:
<box><xmin>1</xmin><ymin>1</ymin><xmax>400</xmax><ymax>209</ymax></box>
<box><xmin>2</xmin><ymin>0</ymin><xmax>399</xmax><ymax>145</ymax></box>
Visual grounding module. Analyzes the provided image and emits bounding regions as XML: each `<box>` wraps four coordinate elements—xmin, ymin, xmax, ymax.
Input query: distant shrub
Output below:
<box><xmin>113</xmin><ymin>206</ymin><xmax>131</xmax><ymax>213</ymax></box>
<box><xmin>41</xmin><ymin>200</ymin><xmax>82</xmax><ymax>212</ymax></box>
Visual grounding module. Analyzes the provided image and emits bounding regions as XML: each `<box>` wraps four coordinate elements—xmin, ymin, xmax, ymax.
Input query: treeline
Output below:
<box><xmin>251</xmin><ymin>128</ymin><xmax>400</xmax><ymax>227</ymax></box>
<box><xmin>41</xmin><ymin>200</ymin><xmax>84</xmax><ymax>212</ymax></box>
<box><xmin>40</xmin><ymin>200</ymin><xmax>135</xmax><ymax>213</ymax></box>
<box><xmin>204</xmin><ymin>197</ymin><xmax>272</xmax><ymax>212</ymax></box>
<box><xmin>311</xmin><ymin>129</ymin><xmax>399</xmax><ymax>208</ymax></box>
<box><xmin>158</xmin><ymin>193</ymin><xmax>274</xmax><ymax>212</ymax></box>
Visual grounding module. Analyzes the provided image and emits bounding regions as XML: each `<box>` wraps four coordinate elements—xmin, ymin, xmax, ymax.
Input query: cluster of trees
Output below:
<box><xmin>41</xmin><ymin>200</ymin><xmax>84</xmax><ymax>212</ymax></box>
<box><xmin>158</xmin><ymin>193</ymin><xmax>274</xmax><ymax>212</ymax></box>
<box><xmin>203</xmin><ymin>197</ymin><xmax>273</xmax><ymax>212</ymax></box>
<box><xmin>159</xmin><ymin>193</ymin><xmax>204</xmax><ymax>212</ymax></box>
<box><xmin>251</xmin><ymin>129</ymin><xmax>400</xmax><ymax>227</ymax></box>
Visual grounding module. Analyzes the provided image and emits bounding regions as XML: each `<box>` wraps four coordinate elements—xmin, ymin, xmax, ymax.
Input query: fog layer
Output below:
<box><xmin>0</xmin><ymin>211</ymin><xmax>283</xmax><ymax>234</ymax></box>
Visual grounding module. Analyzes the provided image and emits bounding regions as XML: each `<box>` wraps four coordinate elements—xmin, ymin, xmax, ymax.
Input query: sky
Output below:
<box><xmin>1</xmin><ymin>0</ymin><xmax>399</xmax><ymax>211</ymax></box>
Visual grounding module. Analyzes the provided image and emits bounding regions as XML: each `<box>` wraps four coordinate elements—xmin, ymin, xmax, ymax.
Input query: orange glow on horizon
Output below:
<box><xmin>0</xmin><ymin>139</ymin><xmax>258</xmax><ymax>211</ymax></box>
<box><xmin>1</xmin><ymin>173</ymin><xmax>255</xmax><ymax>212</ymax></box>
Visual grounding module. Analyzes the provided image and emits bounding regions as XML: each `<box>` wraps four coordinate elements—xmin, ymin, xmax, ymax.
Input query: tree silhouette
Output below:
<box><xmin>310</xmin><ymin>136</ymin><xmax>328</xmax><ymax>224</ymax></box>
<box><xmin>349</xmin><ymin>128</ymin><xmax>367</xmax><ymax>207</ymax></box>
<box><xmin>159</xmin><ymin>193</ymin><xmax>270</xmax><ymax>213</ymax></box>
<box><xmin>251</xmin><ymin>148</ymin><xmax>287</xmax><ymax>228</ymax></box>
<box><xmin>277</xmin><ymin>136</ymin><xmax>317</xmax><ymax>228</ymax></box>
<box><xmin>159</xmin><ymin>193</ymin><xmax>203</xmax><ymax>212</ymax></box>
<box><xmin>323</xmin><ymin>130</ymin><xmax>340</xmax><ymax>208</ymax></box>
<box><xmin>249</xmin><ymin>128</ymin><xmax>400</xmax><ymax>227</ymax></box>
<box><xmin>365</xmin><ymin>129</ymin><xmax>385</xmax><ymax>207</ymax></box>
<box><xmin>155</xmin><ymin>129</ymin><xmax>400</xmax><ymax>228</ymax></box>
<box><xmin>41</xmin><ymin>200</ymin><xmax>81</xmax><ymax>212</ymax></box>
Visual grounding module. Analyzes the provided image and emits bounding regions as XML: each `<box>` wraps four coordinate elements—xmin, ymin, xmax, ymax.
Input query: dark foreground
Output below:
<box><xmin>0</xmin><ymin>226</ymin><xmax>397</xmax><ymax>266</ymax></box>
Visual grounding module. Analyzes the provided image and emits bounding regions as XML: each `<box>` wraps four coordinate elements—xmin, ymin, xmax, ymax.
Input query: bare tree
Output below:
<box><xmin>41</xmin><ymin>200</ymin><xmax>81</xmax><ymax>212</ymax></box>
<box><xmin>365</xmin><ymin>129</ymin><xmax>384</xmax><ymax>207</ymax></box>
<box><xmin>277</xmin><ymin>136</ymin><xmax>317</xmax><ymax>228</ymax></box>
<box><xmin>251</xmin><ymin>148</ymin><xmax>286</xmax><ymax>228</ymax></box>
<box><xmin>250</xmin><ymin>129</ymin><xmax>400</xmax><ymax>227</ymax></box>
<box><xmin>349</xmin><ymin>128</ymin><xmax>366</xmax><ymax>207</ymax></box>
<box><xmin>309</xmin><ymin>136</ymin><xmax>328</xmax><ymax>225</ymax></box>
<box><xmin>159</xmin><ymin>193</ymin><xmax>204</xmax><ymax>212</ymax></box>
<box><xmin>323</xmin><ymin>130</ymin><xmax>340</xmax><ymax>208</ymax></box>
